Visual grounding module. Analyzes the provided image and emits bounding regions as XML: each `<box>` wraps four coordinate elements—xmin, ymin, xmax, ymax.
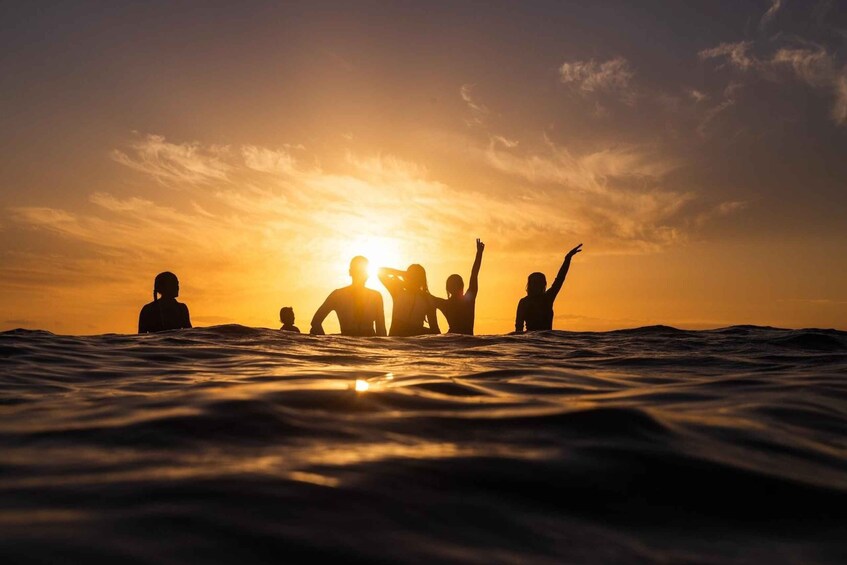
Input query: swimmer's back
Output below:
<box><xmin>139</xmin><ymin>299</ymin><xmax>191</xmax><ymax>333</ymax></box>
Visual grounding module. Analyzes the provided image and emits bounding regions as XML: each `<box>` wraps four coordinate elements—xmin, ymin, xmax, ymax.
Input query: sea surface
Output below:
<box><xmin>1</xmin><ymin>325</ymin><xmax>845</xmax><ymax>564</ymax></box>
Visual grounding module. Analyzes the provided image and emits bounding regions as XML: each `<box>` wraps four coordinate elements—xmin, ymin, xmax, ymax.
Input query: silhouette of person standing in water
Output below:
<box><xmin>379</xmin><ymin>264</ymin><xmax>440</xmax><ymax>336</ymax></box>
<box><xmin>138</xmin><ymin>271</ymin><xmax>192</xmax><ymax>333</ymax></box>
<box><xmin>279</xmin><ymin>307</ymin><xmax>300</xmax><ymax>333</ymax></box>
<box><xmin>431</xmin><ymin>238</ymin><xmax>484</xmax><ymax>335</ymax></box>
<box><xmin>515</xmin><ymin>244</ymin><xmax>582</xmax><ymax>333</ymax></box>
<box><xmin>310</xmin><ymin>256</ymin><xmax>387</xmax><ymax>336</ymax></box>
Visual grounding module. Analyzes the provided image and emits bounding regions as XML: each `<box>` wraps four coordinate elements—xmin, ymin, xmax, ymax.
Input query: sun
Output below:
<box><xmin>340</xmin><ymin>235</ymin><xmax>405</xmax><ymax>286</ymax></box>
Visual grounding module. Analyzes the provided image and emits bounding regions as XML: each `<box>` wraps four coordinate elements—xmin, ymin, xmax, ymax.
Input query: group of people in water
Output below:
<box><xmin>138</xmin><ymin>240</ymin><xmax>583</xmax><ymax>336</ymax></box>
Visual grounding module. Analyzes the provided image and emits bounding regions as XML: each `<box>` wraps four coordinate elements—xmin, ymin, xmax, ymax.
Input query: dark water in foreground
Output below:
<box><xmin>1</xmin><ymin>326</ymin><xmax>845</xmax><ymax>564</ymax></box>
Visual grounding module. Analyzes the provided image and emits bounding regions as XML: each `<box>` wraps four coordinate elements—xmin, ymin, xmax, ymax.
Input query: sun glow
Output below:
<box><xmin>354</xmin><ymin>379</ymin><xmax>370</xmax><ymax>392</ymax></box>
<box><xmin>341</xmin><ymin>235</ymin><xmax>405</xmax><ymax>284</ymax></box>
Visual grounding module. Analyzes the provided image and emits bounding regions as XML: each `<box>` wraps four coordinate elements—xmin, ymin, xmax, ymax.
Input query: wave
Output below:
<box><xmin>1</xmin><ymin>324</ymin><xmax>846</xmax><ymax>563</ymax></box>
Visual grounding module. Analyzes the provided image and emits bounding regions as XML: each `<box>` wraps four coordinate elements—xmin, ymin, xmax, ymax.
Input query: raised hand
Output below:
<box><xmin>566</xmin><ymin>243</ymin><xmax>583</xmax><ymax>258</ymax></box>
<box><xmin>476</xmin><ymin>238</ymin><xmax>485</xmax><ymax>253</ymax></box>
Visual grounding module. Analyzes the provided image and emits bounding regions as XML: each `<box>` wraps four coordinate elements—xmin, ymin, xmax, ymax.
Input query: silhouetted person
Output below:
<box><xmin>379</xmin><ymin>264</ymin><xmax>440</xmax><ymax>336</ymax></box>
<box><xmin>515</xmin><ymin>244</ymin><xmax>582</xmax><ymax>333</ymax></box>
<box><xmin>431</xmin><ymin>238</ymin><xmax>484</xmax><ymax>335</ymax></box>
<box><xmin>138</xmin><ymin>271</ymin><xmax>192</xmax><ymax>333</ymax></box>
<box><xmin>279</xmin><ymin>307</ymin><xmax>300</xmax><ymax>333</ymax></box>
<box><xmin>311</xmin><ymin>256</ymin><xmax>387</xmax><ymax>336</ymax></box>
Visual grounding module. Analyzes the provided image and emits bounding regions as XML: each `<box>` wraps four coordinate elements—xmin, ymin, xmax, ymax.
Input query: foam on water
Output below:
<box><xmin>1</xmin><ymin>326</ymin><xmax>846</xmax><ymax>563</ymax></box>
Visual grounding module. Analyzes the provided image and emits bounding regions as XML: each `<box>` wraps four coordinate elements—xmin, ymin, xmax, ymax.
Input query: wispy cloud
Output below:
<box><xmin>559</xmin><ymin>57</ymin><xmax>635</xmax><ymax>102</ymax></box>
<box><xmin>771</xmin><ymin>47</ymin><xmax>835</xmax><ymax>87</ymax></box>
<box><xmin>9</xmin><ymin>130</ymin><xmax>737</xmax><ymax>306</ymax></box>
<box><xmin>241</xmin><ymin>145</ymin><xmax>303</xmax><ymax>175</ymax></box>
<box><xmin>696</xmin><ymin>82</ymin><xmax>742</xmax><ymax>137</ymax></box>
<box><xmin>478</xmin><ymin>136</ymin><xmax>719</xmax><ymax>252</ymax></box>
<box><xmin>687</xmin><ymin>89</ymin><xmax>708</xmax><ymax>103</ymax></box>
<box><xmin>460</xmin><ymin>84</ymin><xmax>488</xmax><ymax>125</ymax></box>
<box><xmin>699</xmin><ymin>41</ymin><xmax>757</xmax><ymax>70</ymax></box>
<box><xmin>834</xmin><ymin>73</ymin><xmax>847</xmax><ymax>125</ymax></box>
<box><xmin>769</xmin><ymin>46</ymin><xmax>847</xmax><ymax>125</ymax></box>
<box><xmin>759</xmin><ymin>0</ymin><xmax>783</xmax><ymax>31</ymax></box>
<box><xmin>700</xmin><ymin>38</ymin><xmax>847</xmax><ymax>126</ymax></box>
<box><xmin>110</xmin><ymin>134</ymin><xmax>230</xmax><ymax>185</ymax></box>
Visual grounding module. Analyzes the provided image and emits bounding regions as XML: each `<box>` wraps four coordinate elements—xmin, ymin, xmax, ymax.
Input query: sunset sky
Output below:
<box><xmin>2</xmin><ymin>1</ymin><xmax>846</xmax><ymax>334</ymax></box>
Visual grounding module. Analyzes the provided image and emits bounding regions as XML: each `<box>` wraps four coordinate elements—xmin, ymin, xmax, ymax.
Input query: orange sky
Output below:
<box><xmin>1</xmin><ymin>1</ymin><xmax>846</xmax><ymax>334</ymax></box>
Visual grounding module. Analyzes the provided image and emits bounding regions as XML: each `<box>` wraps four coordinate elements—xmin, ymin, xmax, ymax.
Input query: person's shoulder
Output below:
<box><xmin>365</xmin><ymin>287</ymin><xmax>383</xmax><ymax>300</ymax></box>
<box><xmin>140</xmin><ymin>301</ymin><xmax>157</xmax><ymax>314</ymax></box>
<box><xmin>323</xmin><ymin>287</ymin><xmax>343</xmax><ymax>302</ymax></box>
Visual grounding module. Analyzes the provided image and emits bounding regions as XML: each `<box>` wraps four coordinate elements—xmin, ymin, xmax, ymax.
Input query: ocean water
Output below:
<box><xmin>0</xmin><ymin>325</ymin><xmax>845</xmax><ymax>564</ymax></box>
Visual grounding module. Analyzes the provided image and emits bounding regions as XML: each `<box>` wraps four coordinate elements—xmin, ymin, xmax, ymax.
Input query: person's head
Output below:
<box><xmin>280</xmin><ymin>306</ymin><xmax>295</xmax><ymax>326</ymax></box>
<box><xmin>349</xmin><ymin>256</ymin><xmax>369</xmax><ymax>285</ymax></box>
<box><xmin>405</xmin><ymin>264</ymin><xmax>428</xmax><ymax>292</ymax></box>
<box><xmin>526</xmin><ymin>272</ymin><xmax>547</xmax><ymax>297</ymax></box>
<box><xmin>154</xmin><ymin>271</ymin><xmax>179</xmax><ymax>300</ymax></box>
<box><xmin>446</xmin><ymin>274</ymin><xmax>464</xmax><ymax>299</ymax></box>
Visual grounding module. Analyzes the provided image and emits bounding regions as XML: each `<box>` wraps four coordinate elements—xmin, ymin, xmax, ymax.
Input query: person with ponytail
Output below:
<box><xmin>138</xmin><ymin>271</ymin><xmax>192</xmax><ymax>333</ymax></box>
<box><xmin>378</xmin><ymin>263</ymin><xmax>440</xmax><ymax>337</ymax></box>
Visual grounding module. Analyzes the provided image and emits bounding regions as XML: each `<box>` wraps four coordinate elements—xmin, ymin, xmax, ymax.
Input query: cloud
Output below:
<box><xmin>769</xmin><ymin>47</ymin><xmax>847</xmax><ymax>125</ymax></box>
<box><xmin>10</xmin><ymin>131</ymin><xmax>723</xmax><ymax>275</ymax></box>
<box><xmin>759</xmin><ymin>0</ymin><xmax>783</xmax><ymax>31</ymax></box>
<box><xmin>110</xmin><ymin>134</ymin><xmax>230</xmax><ymax>185</ymax></box>
<box><xmin>834</xmin><ymin>73</ymin><xmax>847</xmax><ymax>125</ymax></box>
<box><xmin>491</xmin><ymin>135</ymin><xmax>519</xmax><ymax>149</ymax></box>
<box><xmin>696</xmin><ymin>82</ymin><xmax>741</xmax><ymax>137</ymax></box>
<box><xmin>241</xmin><ymin>145</ymin><xmax>302</xmax><ymax>175</ymax></box>
<box><xmin>8</xmin><ymin>207</ymin><xmax>89</xmax><ymax>239</ymax></box>
<box><xmin>687</xmin><ymin>89</ymin><xmax>708</xmax><ymax>103</ymax></box>
<box><xmin>483</xmin><ymin>136</ymin><xmax>678</xmax><ymax>191</ymax></box>
<box><xmin>700</xmin><ymin>38</ymin><xmax>847</xmax><ymax>127</ymax></box>
<box><xmin>694</xmin><ymin>200</ymin><xmax>749</xmax><ymax>227</ymax></box>
<box><xmin>698</xmin><ymin>41</ymin><xmax>757</xmax><ymax>70</ymax></box>
<box><xmin>558</xmin><ymin>57</ymin><xmax>635</xmax><ymax>101</ymax></box>
<box><xmin>479</xmin><ymin>136</ymin><xmax>708</xmax><ymax>251</ymax></box>
<box><xmin>459</xmin><ymin>84</ymin><xmax>488</xmax><ymax>125</ymax></box>
<box><xmin>771</xmin><ymin>47</ymin><xmax>834</xmax><ymax>87</ymax></box>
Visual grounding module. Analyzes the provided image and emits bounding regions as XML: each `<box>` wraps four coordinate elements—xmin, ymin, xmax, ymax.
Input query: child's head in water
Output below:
<box><xmin>526</xmin><ymin>272</ymin><xmax>547</xmax><ymax>297</ymax></box>
<box><xmin>279</xmin><ymin>307</ymin><xmax>295</xmax><ymax>327</ymax></box>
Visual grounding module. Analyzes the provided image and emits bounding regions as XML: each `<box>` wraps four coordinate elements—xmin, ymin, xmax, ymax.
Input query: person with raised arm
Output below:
<box><xmin>138</xmin><ymin>271</ymin><xmax>192</xmax><ymax>333</ymax></box>
<box><xmin>514</xmin><ymin>244</ymin><xmax>582</xmax><ymax>333</ymax></box>
<box><xmin>378</xmin><ymin>264</ymin><xmax>440</xmax><ymax>337</ymax></box>
<box><xmin>310</xmin><ymin>256</ymin><xmax>386</xmax><ymax>337</ymax></box>
<box><xmin>431</xmin><ymin>238</ymin><xmax>485</xmax><ymax>335</ymax></box>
